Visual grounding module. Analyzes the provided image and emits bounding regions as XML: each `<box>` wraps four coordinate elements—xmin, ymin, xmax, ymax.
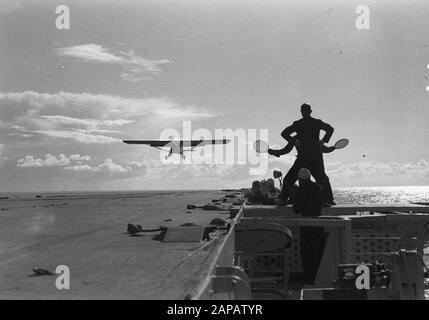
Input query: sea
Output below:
<box><xmin>333</xmin><ymin>186</ymin><xmax>429</xmax><ymax>204</ymax></box>
<box><xmin>1</xmin><ymin>186</ymin><xmax>429</xmax><ymax>204</ymax></box>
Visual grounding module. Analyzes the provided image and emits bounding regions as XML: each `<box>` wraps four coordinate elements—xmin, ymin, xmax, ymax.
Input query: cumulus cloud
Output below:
<box><xmin>14</xmin><ymin>154</ymin><xmax>128</xmax><ymax>174</ymax></box>
<box><xmin>64</xmin><ymin>159</ymin><xmax>131</xmax><ymax>174</ymax></box>
<box><xmin>69</xmin><ymin>154</ymin><xmax>91</xmax><ymax>161</ymax></box>
<box><xmin>97</xmin><ymin>159</ymin><xmax>131</xmax><ymax>173</ymax></box>
<box><xmin>328</xmin><ymin>159</ymin><xmax>429</xmax><ymax>180</ymax></box>
<box><xmin>14</xmin><ymin>146</ymin><xmax>429</xmax><ymax>188</ymax></box>
<box><xmin>17</xmin><ymin>154</ymin><xmax>71</xmax><ymax>168</ymax></box>
<box><xmin>262</xmin><ymin>156</ymin><xmax>429</xmax><ymax>186</ymax></box>
<box><xmin>16</xmin><ymin>153</ymin><xmax>130</xmax><ymax>175</ymax></box>
<box><xmin>62</xmin><ymin>164</ymin><xmax>93</xmax><ymax>172</ymax></box>
<box><xmin>56</xmin><ymin>44</ymin><xmax>170</xmax><ymax>81</ymax></box>
<box><xmin>17</xmin><ymin>153</ymin><xmax>92</xmax><ymax>168</ymax></box>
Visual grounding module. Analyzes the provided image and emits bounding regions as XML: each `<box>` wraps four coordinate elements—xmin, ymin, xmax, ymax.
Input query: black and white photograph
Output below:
<box><xmin>0</xmin><ymin>0</ymin><xmax>429</xmax><ymax>304</ymax></box>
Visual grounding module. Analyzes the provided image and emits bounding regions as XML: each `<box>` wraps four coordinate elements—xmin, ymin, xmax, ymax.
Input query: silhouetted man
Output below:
<box><xmin>292</xmin><ymin>168</ymin><xmax>326</xmax><ymax>285</ymax></box>
<box><xmin>274</xmin><ymin>103</ymin><xmax>334</xmax><ymax>204</ymax></box>
<box><xmin>268</xmin><ymin>140</ymin><xmax>336</xmax><ymax>205</ymax></box>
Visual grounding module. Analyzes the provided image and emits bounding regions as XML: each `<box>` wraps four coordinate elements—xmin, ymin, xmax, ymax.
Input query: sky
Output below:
<box><xmin>0</xmin><ymin>0</ymin><xmax>428</xmax><ymax>192</ymax></box>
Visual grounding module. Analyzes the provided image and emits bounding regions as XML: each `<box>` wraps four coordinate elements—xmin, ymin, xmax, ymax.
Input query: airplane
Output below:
<box><xmin>123</xmin><ymin>138</ymin><xmax>230</xmax><ymax>160</ymax></box>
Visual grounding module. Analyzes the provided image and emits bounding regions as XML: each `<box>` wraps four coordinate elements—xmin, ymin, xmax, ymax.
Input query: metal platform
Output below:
<box><xmin>231</xmin><ymin>202</ymin><xmax>429</xmax><ymax>299</ymax></box>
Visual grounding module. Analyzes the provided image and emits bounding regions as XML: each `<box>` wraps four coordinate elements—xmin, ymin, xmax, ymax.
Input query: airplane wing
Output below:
<box><xmin>187</xmin><ymin>139</ymin><xmax>230</xmax><ymax>147</ymax></box>
<box><xmin>122</xmin><ymin>139</ymin><xmax>230</xmax><ymax>147</ymax></box>
<box><xmin>122</xmin><ymin>140</ymin><xmax>171</xmax><ymax>147</ymax></box>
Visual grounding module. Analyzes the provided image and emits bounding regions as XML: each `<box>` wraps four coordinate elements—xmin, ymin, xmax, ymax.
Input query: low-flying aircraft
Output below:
<box><xmin>123</xmin><ymin>138</ymin><xmax>230</xmax><ymax>160</ymax></box>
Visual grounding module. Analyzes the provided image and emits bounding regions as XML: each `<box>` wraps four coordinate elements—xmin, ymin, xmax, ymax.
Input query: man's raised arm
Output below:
<box><xmin>320</xmin><ymin>120</ymin><xmax>334</xmax><ymax>143</ymax></box>
<box><xmin>268</xmin><ymin>142</ymin><xmax>294</xmax><ymax>158</ymax></box>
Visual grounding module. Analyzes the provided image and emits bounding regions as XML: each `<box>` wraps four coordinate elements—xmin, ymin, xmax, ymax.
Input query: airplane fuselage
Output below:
<box><xmin>166</xmin><ymin>141</ymin><xmax>187</xmax><ymax>159</ymax></box>
<box><xmin>169</xmin><ymin>141</ymin><xmax>184</xmax><ymax>154</ymax></box>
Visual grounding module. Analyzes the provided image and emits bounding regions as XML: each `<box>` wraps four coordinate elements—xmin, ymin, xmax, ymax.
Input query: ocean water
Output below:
<box><xmin>0</xmin><ymin>186</ymin><xmax>429</xmax><ymax>204</ymax></box>
<box><xmin>333</xmin><ymin>186</ymin><xmax>429</xmax><ymax>204</ymax></box>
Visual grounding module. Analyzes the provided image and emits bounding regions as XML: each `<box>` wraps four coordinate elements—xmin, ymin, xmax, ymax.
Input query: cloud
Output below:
<box><xmin>56</xmin><ymin>44</ymin><xmax>170</xmax><ymax>81</ymax></box>
<box><xmin>17</xmin><ymin>153</ymin><xmax>92</xmax><ymax>168</ymax></box>
<box><xmin>17</xmin><ymin>154</ymin><xmax>71</xmax><ymax>168</ymax></box>
<box><xmin>69</xmin><ymin>154</ymin><xmax>91</xmax><ymax>161</ymax></box>
<box><xmin>15</xmin><ymin>154</ymin><xmax>129</xmax><ymax>174</ymax></box>
<box><xmin>120</xmin><ymin>72</ymin><xmax>153</xmax><ymax>82</ymax></box>
<box><xmin>0</xmin><ymin>91</ymin><xmax>214</xmax><ymax>145</ymax></box>
<box><xmin>14</xmin><ymin>146</ymin><xmax>429</xmax><ymax>188</ymax></box>
<box><xmin>64</xmin><ymin>159</ymin><xmax>131</xmax><ymax>174</ymax></box>
<box><xmin>261</xmin><ymin>156</ymin><xmax>429</xmax><ymax>186</ymax></box>
<box><xmin>0</xmin><ymin>91</ymin><xmax>214</xmax><ymax>120</ymax></box>
<box><xmin>97</xmin><ymin>159</ymin><xmax>131</xmax><ymax>173</ymax></box>
<box><xmin>27</xmin><ymin>129</ymin><xmax>121</xmax><ymax>144</ymax></box>
<box><xmin>327</xmin><ymin>159</ymin><xmax>429</xmax><ymax>180</ymax></box>
<box><xmin>39</xmin><ymin>115</ymin><xmax>135</xmax><ymax>128</ymax></box>
<box><xmin>63</xmin><ymin>164</ymin><xmax>94</xmax><ymax>172</ymax></box>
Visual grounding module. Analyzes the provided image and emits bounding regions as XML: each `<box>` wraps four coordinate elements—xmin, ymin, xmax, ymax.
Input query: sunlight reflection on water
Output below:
<box><xmin>334</xmin><ymin>186</ymin><xmax>429</xmax><ymax>204</ymax></box>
